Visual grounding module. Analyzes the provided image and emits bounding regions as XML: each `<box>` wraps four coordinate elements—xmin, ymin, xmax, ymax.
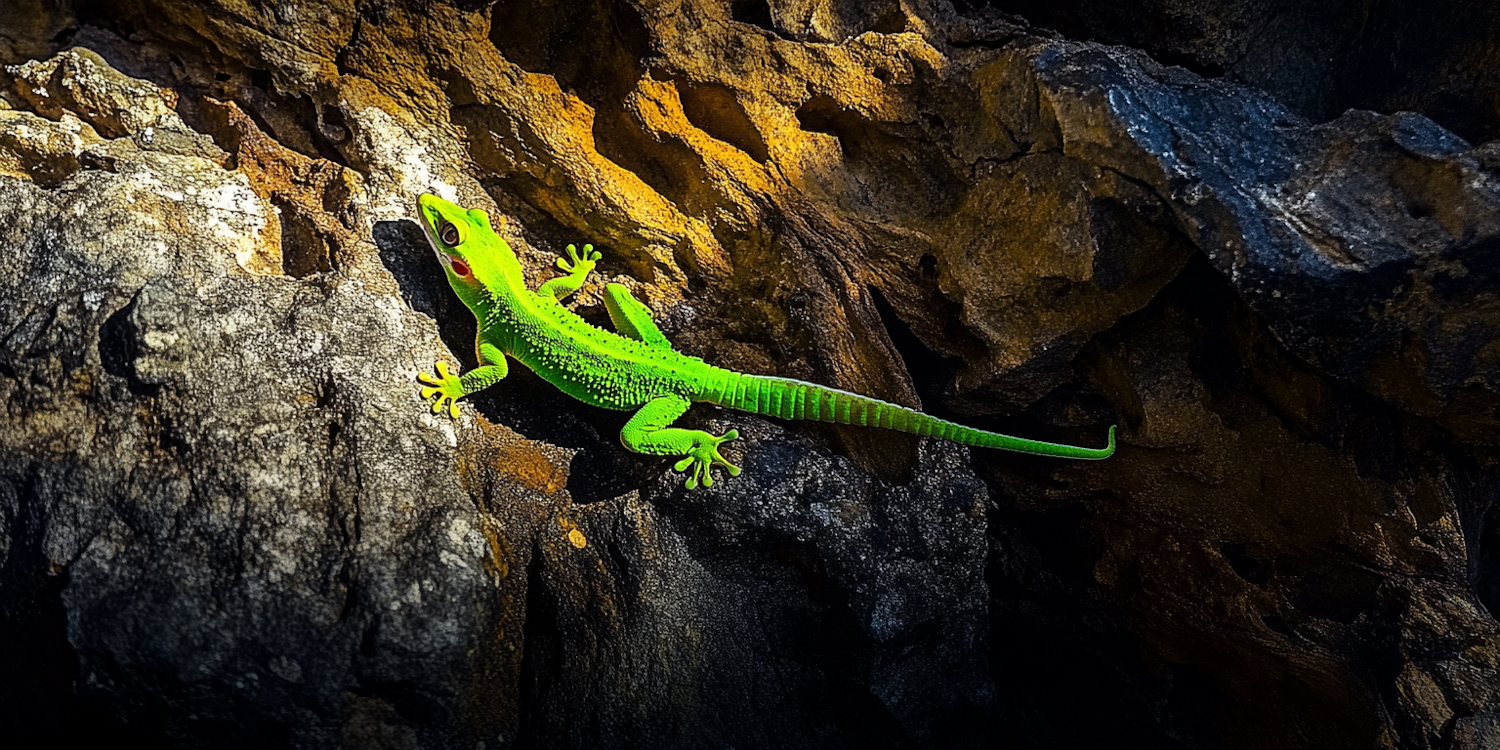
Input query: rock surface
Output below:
<box><xmin>0</xmin><ymin>1</ymin><xmax>1497</xmax><ymax>748</ymax></box>
<box><xmin>982</xmin><ymin>0</ymin><xmax>1500</xmax><ymax>146</ymax></box>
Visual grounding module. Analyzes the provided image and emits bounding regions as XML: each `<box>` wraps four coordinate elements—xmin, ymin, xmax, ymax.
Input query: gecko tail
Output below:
<box><xmin>697</xmin><ymin>370</ymin><xmax>1115</xmax><ymax>460</ymax></box>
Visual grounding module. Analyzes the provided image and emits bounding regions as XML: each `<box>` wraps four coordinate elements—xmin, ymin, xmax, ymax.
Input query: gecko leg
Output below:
<box><xmin>418</xmin><ymin>342</ymin><xmax>509</xmax><ymax>418</ymax></box>
<box><xmin>621</xmin><ymin>395</ymin><xmax>741</xmax><ymax>490</ymax></box>
<box><xmin>537</xmin><ymin>243</ymin><xmax>600</xmax><ymax>301</ymax></box>
<box><xmin>602</xmin><ymin>283</ymin><xmax>671</xmax><ymax>348</ymax></box>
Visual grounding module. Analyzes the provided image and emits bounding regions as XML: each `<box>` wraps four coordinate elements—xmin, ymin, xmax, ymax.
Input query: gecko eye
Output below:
<box><xmin>449</xmin><ymin>257</ymin><xmax>471</xmax><ymax>276</ymax></box>
<box><xmin>439</xmin><ymin>222</ymin><xmax>461</xmax><ymax>246</ymax></box>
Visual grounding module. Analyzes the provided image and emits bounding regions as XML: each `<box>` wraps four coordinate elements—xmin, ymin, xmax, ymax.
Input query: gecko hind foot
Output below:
<box><xmin>673</xmin><ymin>429</ymin><xmax>742</xmax><ymax>490</ymax></box>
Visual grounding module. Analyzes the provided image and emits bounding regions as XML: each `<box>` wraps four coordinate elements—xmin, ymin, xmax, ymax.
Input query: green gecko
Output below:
<box><xmin>415</xmin><ymin>194</ymin><xmax>1115</xmax><ymax>489</ymax></box>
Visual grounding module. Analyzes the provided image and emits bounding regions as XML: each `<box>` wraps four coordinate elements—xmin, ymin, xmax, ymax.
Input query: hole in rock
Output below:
<box><xmin>729</xmin><ymin>0</ymin><xmax>778</xmax><ymax>35</ymax></box>
<box><xmin>869</xmin><ymin>7</ymin><xmax>907</xmax><ymax>34</ymax></box>
<box><xmin>868</xmin><ymin>287</ymin><xmax>963</xmax><ymax>422</ymax></box>
<box><xmin>317</xmin><ymin>103</ymin><xmax>347</xmax><ymax>143</ymax></box>
<box><xmin>275</xmin><ymin>198</ymin><xmax>334</xmax><ymax>278</ymax></box>
<box><xmin>1476</xmin><ymin>500</ymin><xmax>1500</xmax><ymax>617</ymax></box>
<box><xmin>795</xmin><ymin>94</ymin><xmax>850</xmax><ymax>140</ymax></box>
<box><xmin>1261</xmin><ymin>614</ymin><xmax>1297</xmax><ymax>638</ymax></box>
<box><xmin>1220</xmin><ymin>542</ymin><xmax>1268</xmax><ymax>585</ymax></box>
<box><xmin>678</xmin><ymin>81</ymin><xmax>769</xmax><ymax>163</ymax></box>
<box><xmin>98</xmin><ymin>297</ymin><xmax>161</xmax><ymax>397</ymax></box>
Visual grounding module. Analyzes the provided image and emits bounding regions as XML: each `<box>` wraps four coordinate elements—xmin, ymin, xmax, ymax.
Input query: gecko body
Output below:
<box><xmin>415</xmin><ymin>194</ymin><xmax>1114</xmax><ymax>488</ymax></box>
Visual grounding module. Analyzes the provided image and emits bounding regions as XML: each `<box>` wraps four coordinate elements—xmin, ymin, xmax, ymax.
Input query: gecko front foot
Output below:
<box><xmin>418</xmin><ymin>360</ymin><xmax>465</xmax><ymax>418</ymax></box>
<box><xmin>555</xmin><ymin>243</ymin><xmax>601</xmax><ymax>275</ymax></box>
<box><xmin>673</xmin><ymin>429</ymin><xmax>742</xmax><ymax>490</ymax></box>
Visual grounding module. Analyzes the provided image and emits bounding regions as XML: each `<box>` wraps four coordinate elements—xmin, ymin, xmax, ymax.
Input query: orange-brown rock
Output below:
<box><xmin>1</xmin><ymin>2</ymin><xmax>1498</xmax><ymax>748</ymax></box>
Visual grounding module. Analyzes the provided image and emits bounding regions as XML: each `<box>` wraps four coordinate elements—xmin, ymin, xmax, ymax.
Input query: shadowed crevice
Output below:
<box><xmin>677</xmin><ymin>80</ymin><xmax>770</xmax><ymax>163</ymax></box>
<box><xmin>0</xmin><ymin>472</ymin><xmax>153</xmax><ymax>746</ymax></box>
<box><xmin>729</xmin><ymin>0</ymin><xmax>781</xmax><ymax>37</ymax></box>
<box><xmin>98</xmin><ymin>294</ymin><xmax>162</xmax><ymax>397</ymax></box>
<box><xmin>487</xmin><ymin>0</ymin><xmax>720</xmax><ymax>217</ymax></box>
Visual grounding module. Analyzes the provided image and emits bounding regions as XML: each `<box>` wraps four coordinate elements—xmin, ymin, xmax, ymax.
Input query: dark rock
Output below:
<box><xmin>975</xmin><ymin>0</ymin><xmax>1500</xmax><ymax>146</ymax></box>
<box><xmin>517</xmin><ymin>420</ymin><xmax>991</xmax><ymax>749</ymax></box>
<box><xmin>1</xmin><ymin>2</ymin><xmax>1500</xmax><ymax>749</ymax></box>
<box><xmin>1019</xmin><ymin>40</ymin><xmax>1500</xmax><ymax>438</ymax></box>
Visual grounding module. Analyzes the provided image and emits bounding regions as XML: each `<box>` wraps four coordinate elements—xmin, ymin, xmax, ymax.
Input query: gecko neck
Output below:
<box><xmin>462</xmin><ymin>269</ymin><xmax>527</xmax><ymax>318</ymax></box>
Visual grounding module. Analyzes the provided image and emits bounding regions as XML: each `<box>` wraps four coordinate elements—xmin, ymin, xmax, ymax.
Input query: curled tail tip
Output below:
<box><xmin>1059</xmin><ymin>424</ymin><xmax>1116</xmax><ymax>460</ymax></box>
<box><xmin>1091</xmin><ymin>424</ymin><xmax>1117</xmax><ymax>460</ymax></box>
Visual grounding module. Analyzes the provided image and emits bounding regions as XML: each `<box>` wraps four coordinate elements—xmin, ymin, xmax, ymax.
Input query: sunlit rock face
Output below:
<box><xmin>1</xmin><ymin>1</ymin><xmax>1499</xmax><ymax>748</ymax></box>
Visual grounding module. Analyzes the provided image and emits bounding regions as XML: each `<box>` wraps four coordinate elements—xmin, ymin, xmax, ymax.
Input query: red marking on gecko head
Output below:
<box><xmin>449</xmin><ymin>257</ymin><xmax>471</xmax><ymax>277</ymax></box>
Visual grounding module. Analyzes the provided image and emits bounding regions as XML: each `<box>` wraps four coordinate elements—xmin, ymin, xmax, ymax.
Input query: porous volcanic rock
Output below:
<box><xmin>0</xmin><ymin>2</ymin><xmax>1497</xmax><ymax>749</ymax></box>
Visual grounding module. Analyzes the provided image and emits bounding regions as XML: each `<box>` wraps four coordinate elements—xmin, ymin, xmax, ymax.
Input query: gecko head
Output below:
<box><xmin>416</xmin><ymin>193</ymin><xmax>525</xmax><ymax>302</ymax></box>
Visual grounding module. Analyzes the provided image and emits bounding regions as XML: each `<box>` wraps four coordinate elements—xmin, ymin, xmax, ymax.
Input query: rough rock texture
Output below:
<box><xmin>0</xmin><ymin>1</ymin><xmax>1498</xmax><ymax>748</ymax></box>
<box><xmin>981</xmin><ymin>0</ymin><xmax>1500</xmax><ymax>146</ymax></box>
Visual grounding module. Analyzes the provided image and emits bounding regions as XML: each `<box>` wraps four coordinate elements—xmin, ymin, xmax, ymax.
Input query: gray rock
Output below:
<box><xmin>4</xmin><ymin>2</ymin><xmax>1500</xmax><ymax>748</ymax></box>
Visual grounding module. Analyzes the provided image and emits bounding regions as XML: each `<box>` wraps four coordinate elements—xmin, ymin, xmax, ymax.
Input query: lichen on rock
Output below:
<box><xmin>1</xmin><ymin>1</ymin><xmax>1500</xmax><ymax>748</ymax></box>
